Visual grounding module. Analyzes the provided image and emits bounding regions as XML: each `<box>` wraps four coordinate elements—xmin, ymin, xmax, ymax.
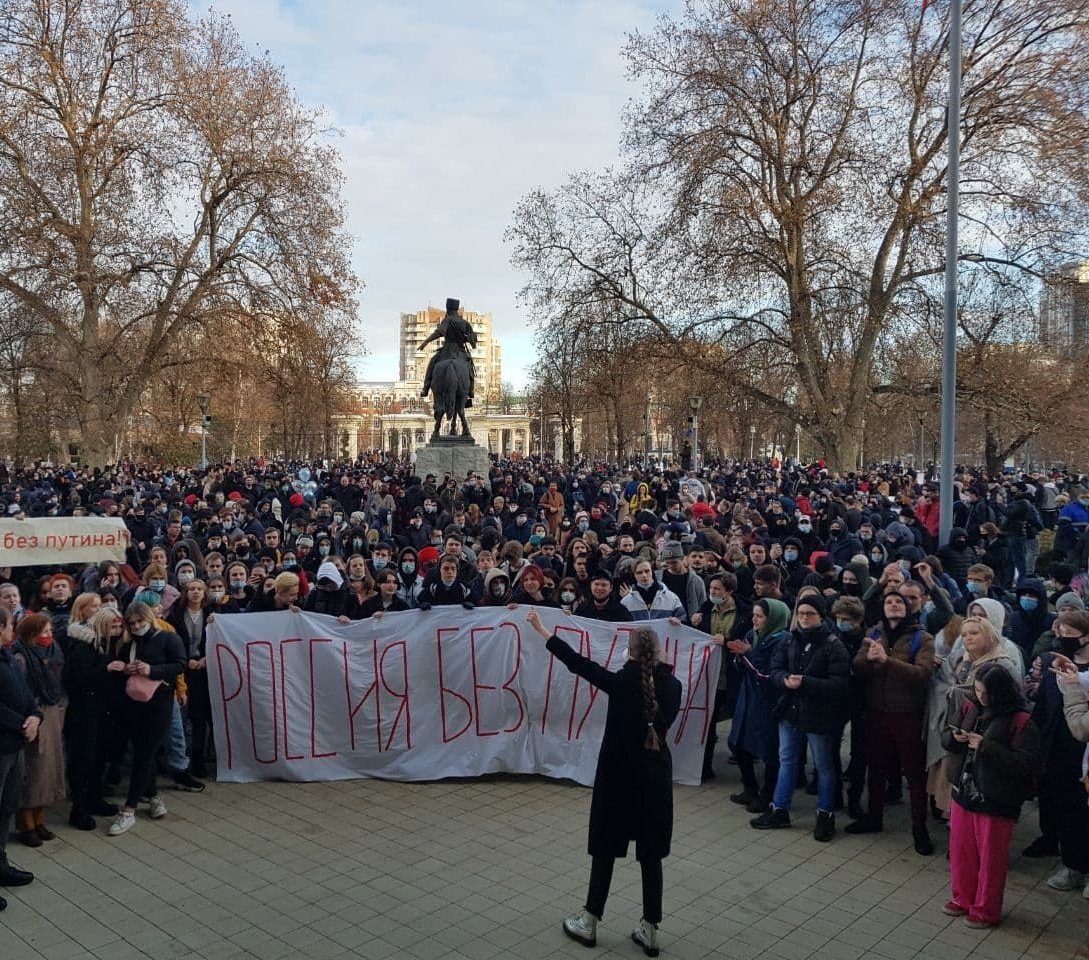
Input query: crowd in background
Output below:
<box><xmin>1</xmin><ymin>454</ymin><xmax>1088</xmax><ymax>926</ymax></box>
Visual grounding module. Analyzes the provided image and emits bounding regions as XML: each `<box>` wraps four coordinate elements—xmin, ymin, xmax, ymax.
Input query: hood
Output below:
<box><xmin>757</xmin><ymin>598</ymin><xmax>791</xmax><ymax>638</ymax></box>
<box><xmin>968</xmin><ymin>596</ymin><xmax>1006</xmax><ymax>634</ymax></box>
<box><xmin>484</xmin><ymin>567</ymin><xmax>510</xmax><ymax>589</ymax></box>
<box><xmin>844</xmin><ymin>561</ymin><xmax>873</xmax><ymax>593</ymax></box>
<box><xmin>948</xmin><ymin>526</ymin><xmax>969</xmax><ymax>546</ymax></box>
<box><xmin>1014</xmin><ymin>577</ymin><xmax>1048</xmax><ymax>606</ymax></box>
<box><xmin>884</xmin><ymin>521</ymin><xmax>912</xmax><ymax>546</ymax></box>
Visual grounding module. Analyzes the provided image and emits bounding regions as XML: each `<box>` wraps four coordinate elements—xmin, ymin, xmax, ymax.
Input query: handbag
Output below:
<box><xmin>125</xmin><ymin>639</ymin><xmax>163</xmax><ymax>703</ymax></box>
<box><xmin>955</xmin><ymin>747</ymin><xmax>986</xmax><ymax>811</ymax></box>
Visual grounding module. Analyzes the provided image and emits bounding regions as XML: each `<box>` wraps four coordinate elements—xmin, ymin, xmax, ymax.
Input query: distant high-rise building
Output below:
<box><xmin>398</xmin><ymin>305</ymin><xmax>502</xmax><ymax>402</ymax></box>
<box><xmin>1040</xmin><ymin>261</ymin><xmax>1089</xmax><ymax>351</ymax></box>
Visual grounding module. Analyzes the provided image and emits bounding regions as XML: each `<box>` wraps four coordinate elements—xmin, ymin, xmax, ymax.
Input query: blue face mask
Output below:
<box><xmin>784</xmin><ymin>549</ymin><xmax>798</xmax><ymax>563</ymax></box>
<box><xmin>835</xmin><ymin>620</ymin><xmax>855</xmax><ymax>633</ymax></box>
<box><xmin>1019</xmin><ymin>596</ymin><xmax>1039</xmax><ymax>612</ymax></box>
<box><xmin>967</xmin><ymin>581</ymin><xmax>985</xmax><ymax>596</ymax></box>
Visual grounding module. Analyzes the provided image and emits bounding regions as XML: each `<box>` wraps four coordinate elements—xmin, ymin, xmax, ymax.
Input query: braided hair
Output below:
<box><xmin>631</xmin><ymin>626</ymin><xmax>662</xmax><ymax>751</ymax></box>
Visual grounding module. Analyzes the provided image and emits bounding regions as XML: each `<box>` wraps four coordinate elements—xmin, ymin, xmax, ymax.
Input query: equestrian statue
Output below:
<box><xmin>419</xmin><ymin>297</ymin><xmax>476</xmax><ymax>440</ymax></box>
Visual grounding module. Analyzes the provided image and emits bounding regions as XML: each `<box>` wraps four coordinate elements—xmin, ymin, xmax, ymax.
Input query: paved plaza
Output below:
<box><xmin>1</xmin><ymin>763</ymin><xmax>1086</xmax><ymax>960</ymax></box>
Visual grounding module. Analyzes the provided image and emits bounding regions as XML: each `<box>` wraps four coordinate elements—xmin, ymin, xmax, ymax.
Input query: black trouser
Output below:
<box><xmin>124</xmin><ymin>690</ymin><xmax>173</xmax><ymax>809</ymax></box>
<box><xmin>1045</xmin><ymin>773</ymin><xmax>1089</xmax><ymax>872</ymax></box>
<box><xmin>0</xmin><ymin>749</ymin><xmax>25</xmax><ymax>868</ymax></box>
<box><xmin>586</xmin><ymin>855</ymin><xmax>663</xmax><ymax>925</ymax></box>
<box><xmin>64</xmin><ymin>707</ymin><xmax>109</xmax><ymax>814</ymax></box>
<box><xmin>735</xmin><ymin>746</ymin><xmax>779</xmax><ymax>797</ymax></box>
<box><xmin>702</xmin><ymin>690</ymin><xmax>728</xmax><ymax>776</ymax></box>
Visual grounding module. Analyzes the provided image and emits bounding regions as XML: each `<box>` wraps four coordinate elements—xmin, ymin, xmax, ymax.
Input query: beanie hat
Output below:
<box><xmin>1056</xmin><ymin>591</ymin><xmax>1086</xmax><ymax>612</ymax></box>
<box><xmin>795</xmin><ymin>594</ymin><xmax>825</xmax><ymax>617</ymax></box>
<box><xmin>316</xmin><ymin>562</ymin><xmax>343</xmax><ymax>588</ymax></box>
<box><xmin>134</xmin><ymin>590</ymin><xmax>161</xmax><ymax>607</ymax></box>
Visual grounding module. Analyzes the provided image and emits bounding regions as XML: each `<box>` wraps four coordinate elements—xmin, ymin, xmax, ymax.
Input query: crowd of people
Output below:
<box><xmin>0</xmin><ymin>454</ymin><xmax>1088</xmax><ymax>936</ymax></box>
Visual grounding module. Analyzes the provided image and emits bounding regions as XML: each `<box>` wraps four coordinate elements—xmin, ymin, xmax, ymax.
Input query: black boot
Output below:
<box><xmin>729</xmin><ymin>789</ymin><xmax>757</xmax><ymax>806</ymax></box>
<box><xmin>1022</xmin><ymin>835</ymin><xmax>1060</xmax><ymax>858</ymax></box>
<box><xmin>751</xmin><ymin>807</ymin><xmax>791</xmax><ymax>830</ymax></box>
<box><xmin>913</xmin><ymin>824</ymin><xmax>935</xmax><ymax>856</ymax></box>
<box><xmin>814</xmin><ymin>811</ymin><xmax>835</xmax><ymax>843</ymax></box>
<box><xmin>68</xmin><ymin>807</ymin><xmax>96</xmax><ymax>831</ymax></box>
<box><xmin>745</xmin><ymin>792</ymin><xmax>771</xmax><ymax>814</ymax></box>
<box><xmin>847</xmin><ymin>795</ymin><xmax>865</xmax><ymax>821</ymax></box>
<box><xmin>844</xmin><ymin>816</ymin><xmax>883</xmax><ymax>835</ymax></box>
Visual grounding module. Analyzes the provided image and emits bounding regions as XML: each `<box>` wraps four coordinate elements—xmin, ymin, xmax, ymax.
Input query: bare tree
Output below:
<box><xmin>509</xmin><ymin>0</ymin><xmax>1089</xmax><ymax>470</ymax></box>
<box><xmin>0</xmin><ymin>0</ymin><xmax>359</xmax><ymax>465</ymax></box>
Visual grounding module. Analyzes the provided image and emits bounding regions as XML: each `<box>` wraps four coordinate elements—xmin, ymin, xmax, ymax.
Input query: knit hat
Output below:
<box><xmin>1055</xmin><ymin>592</ymin><xmax>1086</xmax><ymax>612</ymax></box>
<box><xmin>795</xmin><ymin>594</ymin><xmax>825</xmax><ymax>617</ymax></box>
<box><xmin>316</xmin><ymin>562</ymin><xmax>343</xmax><ymax>588</ymax></box>
<box><xmin>296</xmin><ymin>534</ymin><xmax>314</xmax><ymax>547</ymax></box>
<box><xmin>134</xmin><ymin>590</ymin><xmax>162</xmax><ymax>607</ymax></box>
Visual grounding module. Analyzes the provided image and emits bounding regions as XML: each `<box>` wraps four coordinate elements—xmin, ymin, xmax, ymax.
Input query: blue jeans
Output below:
<box><xmin>164</xmin><ymin>699</ymin><xmax>189</xmax><ymax>772</ymax></box>
<box><xmin>773</xmin><ymin>722</ymin><xmax>837</xmax><ymax>814</ymax></box>
<box><xmin>1007</xmin><ymin>535</ymin><xmax>1026</xmax><ymax>585</ymax></box>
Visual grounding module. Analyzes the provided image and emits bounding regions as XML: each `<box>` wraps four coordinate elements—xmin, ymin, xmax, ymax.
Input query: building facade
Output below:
<box><xmin>333</xmin><ymin>305</ymin><xmax>529</xmax><ymax>460</ymax></box>
<box><xmin>1040</xmin><ymin>261</ymin><xmax>1089</xmax><ymax>352</ymax></box>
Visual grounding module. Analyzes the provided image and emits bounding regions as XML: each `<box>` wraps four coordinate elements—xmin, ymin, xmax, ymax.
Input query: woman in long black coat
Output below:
<box><xmin>526</xmin><ymin>609</ymin><xmax>681</xmax><ymax>958</ymax></box>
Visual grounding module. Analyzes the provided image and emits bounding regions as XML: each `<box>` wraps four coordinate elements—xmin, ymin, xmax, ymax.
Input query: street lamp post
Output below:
<box><xmin>795</xmin><ymin>423</ymin><xmax>802</xmax><ymax>461</ymax></box>
<box><xmin>688</xmin><ymin>396</ymin><xmax>702</xmax><ymax>471</ymax></box>
<box><xmin>196</xmin><ymin>392</ymin><xmax>211</xmax><ymax>469</ymax></box>
<box><xmin>749</xmin><ymin>424</ymin><xmax>756</xmax><ymax>460</ymax></box>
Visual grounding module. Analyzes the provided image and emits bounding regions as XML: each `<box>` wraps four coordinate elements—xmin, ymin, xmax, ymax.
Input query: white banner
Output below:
<box><xmin>207</xmin><ymin>607</ymin><xmax>720</xmax><ymax>787</ymax></box>
<box><xmin>0</xmin><ymin>517</ymin><xmax>131</xmax><ymax>567</ymax></box>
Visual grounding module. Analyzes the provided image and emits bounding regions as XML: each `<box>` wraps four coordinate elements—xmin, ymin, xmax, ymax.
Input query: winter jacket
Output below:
<box><xmin>0</xmin><ymin>645</ymin><xmax>42</xmax><ymax>754</ymax></box>
<box><xmin>937</xmin><ymin>527</ymin><xmax>975</xmax><ymax>588</ymax></box>
<box><xmin>1007</xmin><ymin>578</ymin><xmax>1055</xmax><ymax>665</ymax></box>
<box><xmin>621</xmin><ymin>582</ymin><xmax>686</xmax><ymax>622</ymax></box>
<box><xmin>943</xmin><ymin>699</ymin><xmax>1040</xmax><ymax>820</ymax></box>
<box><xmin>853</xmin><ymin>617</ymin><xmax>935</xmax><ymax>714</ymax></box>
<box><xmin>656</xmin><ymin>569</ymin><xmax>707</xmax><ymax>622</ymax></box>
<box><xmin>770</xmin><ymin>624</ymin><xmax>851</xmax><ymax>734</ymax></box>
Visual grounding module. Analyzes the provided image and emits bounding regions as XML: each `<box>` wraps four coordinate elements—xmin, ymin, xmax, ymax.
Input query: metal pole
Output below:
<box><xmin>939</xmin><ymin>0</ymin><xmax>961</xmax><ymax>547</ymax></box>
<box><xmin>200</xmin><ymin>422</ymin><xmax>207</xmax><ymax>470</ymax></box>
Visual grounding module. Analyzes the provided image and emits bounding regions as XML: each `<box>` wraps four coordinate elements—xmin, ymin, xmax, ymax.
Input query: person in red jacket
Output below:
<box><xmin>916</xmin><ymin>487</ymin><xmax>941</xmax><ymax>548</ymax></box>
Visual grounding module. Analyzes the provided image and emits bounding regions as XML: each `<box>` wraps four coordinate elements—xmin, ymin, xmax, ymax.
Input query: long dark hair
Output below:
<box><xmin>974</xmin><ymin>662</ymin><xmax>1025</xmax><ymax>714</ymax></box>
<box><xmin>631</xmin><ymin>626</ymin><xmax>661</xmax><ymax>751</ymax></box>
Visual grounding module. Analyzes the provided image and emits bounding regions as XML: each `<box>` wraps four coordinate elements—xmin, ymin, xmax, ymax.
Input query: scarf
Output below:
<box><xmin>15</xmin><ymin>638</ymin><xmax>64</xmax><ymax>707</ymax></box>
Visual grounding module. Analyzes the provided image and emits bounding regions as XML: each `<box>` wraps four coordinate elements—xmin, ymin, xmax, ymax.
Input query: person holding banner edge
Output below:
<box><xmin>525</xmin><ymin>608</ymin><xmax>681</xmax><ymax>958</ymax></box>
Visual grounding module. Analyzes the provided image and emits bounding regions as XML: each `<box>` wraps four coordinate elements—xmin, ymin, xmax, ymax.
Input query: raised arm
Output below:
<box><xmin>526</xmin><ymin>609</ymin><xmax>617</xmax><ymax>694</ymax></box>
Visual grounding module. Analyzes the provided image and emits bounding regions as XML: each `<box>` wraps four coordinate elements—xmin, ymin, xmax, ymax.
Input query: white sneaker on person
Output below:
<box><xmin>632</xmin><ymin>918</ymin><xmax>660</xmax><ymax>957</ymax></box>
<box><xmin>562</xmin><ymin>910</ymin><xmax>597</xmax><ymax>947</ymax></box>
<box><xmin>1046</xmin><ymin>866</ymin><xmax>1086</xmax><ymax>891</ymax></box>
<box><xmin>107</xmin><ymin>810</ymin><xmax>136</xmax><ymax>836</ymax></box>
<box><xmin>147</xmin><ymin>797</ymin><xmax>167</xmax><ymax>820</ymax></box>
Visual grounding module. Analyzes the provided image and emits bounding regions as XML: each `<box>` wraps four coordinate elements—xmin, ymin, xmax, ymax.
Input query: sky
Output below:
<box><xmin>201</xmin><ymin>0</ymin><xmax>684</xmax><ymax>390</ymax></box>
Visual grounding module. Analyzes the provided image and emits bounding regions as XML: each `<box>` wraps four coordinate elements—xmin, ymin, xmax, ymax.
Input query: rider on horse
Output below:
<box><xmin>420</xmin><ymin>298</ymin><xmax>476</xmax><ymax>407</ymax></box>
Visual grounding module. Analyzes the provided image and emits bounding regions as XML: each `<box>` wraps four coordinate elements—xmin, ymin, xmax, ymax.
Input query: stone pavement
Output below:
<box><xmin>1</xmin><ymin>765</ymin><xmax>1087</xmax><ymax>960</ymax></box>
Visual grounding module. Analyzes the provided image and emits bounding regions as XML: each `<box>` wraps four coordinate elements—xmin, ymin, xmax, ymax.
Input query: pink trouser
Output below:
<box><xmin>949</xmin><ymin>801</ymin><xmax>1014</xmax><ymax>924</ymax></box>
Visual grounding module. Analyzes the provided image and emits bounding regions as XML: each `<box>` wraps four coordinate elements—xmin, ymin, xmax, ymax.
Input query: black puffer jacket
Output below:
<box><xmin>770</xmin><ymin>624</ymin><xmax>851</xmax><ymax>734</ymax></box>
<box><xmin>943</xmin><ymin>698</ymin><xmax>1040</xmax><ymax>819</ymax></box>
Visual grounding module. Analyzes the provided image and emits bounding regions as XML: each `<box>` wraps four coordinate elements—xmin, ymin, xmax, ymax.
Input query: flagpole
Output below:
<box><xmin>938</xmin><ymin>0</ymin><xmax>961</xmax><ymax>547</ymax></box>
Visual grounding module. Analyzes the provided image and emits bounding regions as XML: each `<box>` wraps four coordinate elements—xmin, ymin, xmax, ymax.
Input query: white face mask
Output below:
<box><xmin>560</xmin><ymin>591</ymin><xmax>576</xmax><ymax>604</ymax></box>
<box><xmin>130</xmin><ymin>623</ymin><xmax>150</xmax><ymax>637</ymax></box>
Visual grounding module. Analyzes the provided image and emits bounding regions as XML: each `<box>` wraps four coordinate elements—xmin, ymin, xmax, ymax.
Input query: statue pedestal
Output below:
<box><xmin>414</xmin><ymin>439</ymin><xmax>491</xmax><ymax>488</ymax></box>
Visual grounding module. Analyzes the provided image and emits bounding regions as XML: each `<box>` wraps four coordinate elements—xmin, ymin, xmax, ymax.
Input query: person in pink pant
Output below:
<box><xmin>941</xmin><ymin>664</ymin><xmax>1040</xmax><ymax>928</ymax></box>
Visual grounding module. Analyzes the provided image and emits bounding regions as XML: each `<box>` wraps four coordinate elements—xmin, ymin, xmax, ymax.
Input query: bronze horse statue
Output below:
<box><xmin>419</xmin><ymin>298</ymin><xmax>476</xmax><ymax>440</ymax></box>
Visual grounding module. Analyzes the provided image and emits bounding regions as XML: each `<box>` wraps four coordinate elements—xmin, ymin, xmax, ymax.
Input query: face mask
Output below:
<box><xmin>577</xmin><ymin>521</ymin><xmax>589</xmax><ymax>532</ymax></box>
<box><xmin>871</xmin><ymin>553</ymin><xmax>883</xmax><ymax>563</ymax></box>
<box><xmin>517</xmin><ymin>517</ymin><xmax>527</xmax><ymax>526</ymax></box>
<box><xmin>1018</xmin><ymin>596</ymin><xmax>1038</xmax><ymax>612</ymax></box>
<box><xmin>210</xmin><ymin>590</ymin><xmax>225</xmax><ymax>602</ymax></box>
<box><xmin>784</xmin><ymin>549</ymin><xmax>798</xmax><ymax>563</ymax></box>
<box><xmin>710</xmin><ymin>595</ymin><xmax>725</xmax><ymax>606</ymax></box>
<box><xmin>34</xmin><ymin>633</ymin><xmax>53</xmax><ymax>648</ymax></box>
<box><xmin>352</xmin><ymin>538</ymin><xmax>364</xmax><ymax>550</ymax></box>
<box><xmin>732</xmin><ymin>559</ymin><xmax>745</xmax><ymax>570</ymax></box>
<box><xmin>490</xmin><ymin>582</ymin><xmax>507</xmax><ymax>596</ymax></box>
<box><xmin>798</xmin><ymin>523</ymin><xmax>811</xmax><ymax>532</ymax></box>
<box><xmin>230</xmin><ymin>580</ymin><xmax>247</xmax><ymax>592</ymax></box>
<box><xmin>967</xmin><ymin>581</ymin><xmax>985</xmax><ymax>596</ymax></box>
<box><xmin>283</xmin><ymin>560</ymin><xmax>298</xmax><ymax>570</ymax></box>
<box><xmin>372</xmin><ymin>558</ymin><xmax>387</xmax><ymax>570</ymax></box>
<box><xmin>1080</xmin><ymin>498</ymin><xmax>1089</xmax><ymax>507</ymax></box>
<box><xmin>149</xmin><ymin>579</ymin><xmax>166</xmax><ymax>592</ymax></box>
<box><xmin>859</xmin><ymin>533</ymin><xmax>871</xmax><ymax>542</ymax></box>
<box><xmin>236</xmin><ymin>547</ymin><xmax>249</xmax><ymax>558</ymax></box>
<box><xmin>835</xmin><ymin>620</ymin><xmax>855</xmax><ymax>634</ymax></box>
<box><xmin>560</xmin><ymin>591</ymin><xmax>576</xmax><ymax>604</ymax></box>
<box><xmin>401</xmin><ymin>562</ymin><xmax>416</xmax><ymax>575</ymax></box>
<box><xmin>318</xmin><ymin>545</ymin><xmax>331</xmax><ymax>556</ymax></box>
<box><xmin>425</xmin><ymin>505</ymin><xmax>437</xmax><ymax>513</ymax></box>
<box><xmin>334</xmin><ymin>514</ymin><xmax>343</xmax><ymax>524</ymax></box>
<box><xmin>842</xmin><ymin>582</ymin><xmax>861</xmax><ymax>596</ymax></box>
<box><xmin>130</xmin><ymin>624</ymin><xmax>150</xmax><ymax>637</ymax></box>
<box><xmin>830</xmin><ymin>527</ymin><xmax>843</xmax><ymax>537</ymax></box>
<box><xmin>223</xmin><ymin>520</ymin><xmax>234</xmax><ymax>530</ymax></box>
<box><xmin>177</xmin><ymin>573</ymin><xmax>193</xmax><ymax>586</ymax></box>
<box><xmin>529</xmin><ymin>534</ymin><xmax>543</xmax><ymax>547</ymax></box>
<box><xmin>1059</xmin><ymin>635</ymin><xmax>1081</xmax><ymax>657</ymax></box>
<box><xmin>441</xmin><ymin>576</ymin><xmax>457</xmax><ymax>588</ymax></box>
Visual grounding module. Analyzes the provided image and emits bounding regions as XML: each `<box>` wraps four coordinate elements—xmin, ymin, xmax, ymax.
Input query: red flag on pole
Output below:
<box><xmin>921</xmin><ymin>0</ymin><xmax>930</xmax><ymax>10</ymax></box>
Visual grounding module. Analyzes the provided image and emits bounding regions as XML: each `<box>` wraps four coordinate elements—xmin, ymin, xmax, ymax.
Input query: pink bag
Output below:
<box><xmin>124</xmin><ymin>641</ymin><xmax>163</xmax><ymax>702</ymax></box>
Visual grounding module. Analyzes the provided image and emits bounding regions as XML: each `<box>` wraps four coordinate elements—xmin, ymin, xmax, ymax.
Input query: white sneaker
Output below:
<box><xmin>1047</xmin><ymin>866</ymin><xmax>1086</xmax><ymax>891</ymax></box>
<box><xmin>1082</xmin><ymin>879</ymin><xmax>1089</xmax><ymax>901</ymax></box>
<box><xmin>107</xmin><ymin>810</ymin><xmax>136</xmax><ymax>836</ymax></box>
<box><xmin>632</xmin><ymin>918</ymin><xmax>660</xmax><ymax>957</ymax></box>
<box><xmin>562</xmin><ymin>910</ymin><xmax>597</xmax><ymax>947</ymax></box>
<box><xmin>147</xmin><ymin>796</ymin><xmax>167</xmax><ymax>820</ymax></box>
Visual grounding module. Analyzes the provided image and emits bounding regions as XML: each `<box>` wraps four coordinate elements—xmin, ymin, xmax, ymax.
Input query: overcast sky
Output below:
<box><xmin>201</xmin><ymin>0</ymin><xmax>683</xmax><ymax>389</ymax></box>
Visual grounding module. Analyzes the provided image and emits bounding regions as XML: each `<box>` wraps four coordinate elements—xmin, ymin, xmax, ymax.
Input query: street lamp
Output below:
<box><xmin>749</xmin><ymin>424</ymin><xmax>756</xmax><ymax>460</ymax></box>
<box><xmin>196</xmin><ymin>392</ymin><xmax>211</xmax><ymax>469</ymax></box>
<box><xmin>688</xmin><ymin>396</ymin><xmax>702</xmax><ymax>471</ymax></box>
